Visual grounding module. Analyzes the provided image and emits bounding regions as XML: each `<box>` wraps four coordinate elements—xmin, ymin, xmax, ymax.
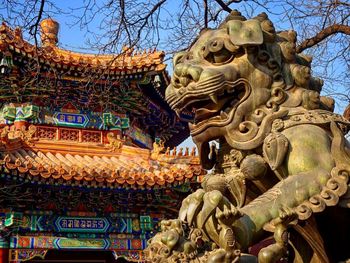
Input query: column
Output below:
<box><xmin>0</xmin><ymin>237</ymin><xmax>9</xmax><ymax>263</ymax></box>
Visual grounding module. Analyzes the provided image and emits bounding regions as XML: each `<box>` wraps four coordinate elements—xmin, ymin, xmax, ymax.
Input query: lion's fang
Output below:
<box><xmin>210</xmin><ymin>94</ymin><xmax>219</xmax><ymax>104</ymax></box>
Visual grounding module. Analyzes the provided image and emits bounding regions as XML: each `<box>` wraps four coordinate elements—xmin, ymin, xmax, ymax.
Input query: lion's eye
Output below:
<box><xmin>204</xmin><ymin>47</ymin><xmax>234</xmax><ymax>65</ymax></box>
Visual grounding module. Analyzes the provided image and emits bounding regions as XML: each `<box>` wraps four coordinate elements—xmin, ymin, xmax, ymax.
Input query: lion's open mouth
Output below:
<box><xmin>192</xmin><ymin>84</ymin><xmax>245</xmax><ymax>125</ymax></box>
<box><xmin>169</xmin><ymin>78</ymin><xmax>250</xmax><ymax>135</ymax></box>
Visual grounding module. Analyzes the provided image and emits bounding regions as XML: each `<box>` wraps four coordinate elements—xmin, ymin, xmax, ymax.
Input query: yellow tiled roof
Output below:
<box><xmin>0</xmin><ymin>125</ymin><xmax>204</xmax><ymax>188</ymax></box>
<box><xmin>0</xmin><ymin>22</ymin><xmax>166</xmax><ymax>73</ymax></box>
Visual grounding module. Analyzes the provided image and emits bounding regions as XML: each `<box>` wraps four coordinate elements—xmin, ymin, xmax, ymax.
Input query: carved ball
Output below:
<box><xmin>240</xmin><ymin>154</ymin><xmax>267</xmax><ymax>180</ymax></box>
<box><xmin>202</xmin><ymin>174</ymin><xmax>227</xmax><ymax>194</ymax></box>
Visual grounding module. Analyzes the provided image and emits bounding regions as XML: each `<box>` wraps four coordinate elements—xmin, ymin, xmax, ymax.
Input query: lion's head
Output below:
<box><xmin>166</xmin><ymin>10</ymin><xmax>329</xmax><ymax>169</ymax></box>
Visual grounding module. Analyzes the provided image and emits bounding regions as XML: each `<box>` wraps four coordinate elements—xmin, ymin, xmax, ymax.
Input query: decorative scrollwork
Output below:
<box><xmin>148</xmin><ymin>9</ymin><xmax>350</xmax><ymax>263</ymax></box>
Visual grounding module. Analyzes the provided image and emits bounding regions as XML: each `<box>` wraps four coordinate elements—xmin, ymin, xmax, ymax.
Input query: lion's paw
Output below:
<box><xmin>275</xmin><ymin>207</ymin><xmax>298</xmax><ymax>226</ymax></box>
<box><xmin>215</xmin><ymin>203</ymin><xmax>243</xmax><ymax>226</ymax></box>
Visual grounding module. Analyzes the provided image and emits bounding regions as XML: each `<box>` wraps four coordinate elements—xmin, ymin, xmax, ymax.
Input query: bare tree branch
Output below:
<box><xmin>297</xmin><ymin>24</ymin><xmax>350</xmax><ymax>53</ymax></box>
<box><xmin>213</xmin><ymin>0</ymin><xmax>232</xmax><ymax>13</ymax></box>
<box><xmin>29</xmin><ymin>0</ymin><xmax>45</xmax><ymax>48</ymax></box>
<box><xmin>204</xmin><ymin>0</ymin><xmax>209</xmax><ymax>27</ymax></box>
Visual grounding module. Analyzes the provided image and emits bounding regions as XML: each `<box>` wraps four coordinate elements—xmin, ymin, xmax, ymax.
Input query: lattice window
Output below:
<box><xmin>82</xmin><ymin>131</ymin><xmax>101</xmax><ymax>143</ymax></box>
<box><xmin>37</xmin><ymin>127</ymin><xmax>57</xmax><ymax>140</ymax></box>
<box><xmin>60</xmin><ymin>128</ymin><xmax>79</xmax><ymax>141</ymax></box>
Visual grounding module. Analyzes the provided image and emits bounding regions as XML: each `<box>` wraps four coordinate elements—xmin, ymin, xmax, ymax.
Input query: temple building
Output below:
<box><xmin>0</xmin><ymin>19</ymin><xmax>204</xmax><ymax>263</ymax></box>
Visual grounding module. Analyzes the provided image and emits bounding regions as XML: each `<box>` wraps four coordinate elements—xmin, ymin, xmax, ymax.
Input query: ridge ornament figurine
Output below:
<box><xmin>145</xmin><ymin>10</ymin><xmax>350</xmax><ymax>263</ymax></box>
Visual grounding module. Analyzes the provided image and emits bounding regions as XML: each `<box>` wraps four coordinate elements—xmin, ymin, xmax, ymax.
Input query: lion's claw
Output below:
<box><xmin>216</xmin><ymin>203</ymin><xmax>242</xmax><ymax>226</ymax></box>
<box><xmin>274</xmin><ymin>207</ymin><xmax>298</xmax><ymax>226</ymax></box>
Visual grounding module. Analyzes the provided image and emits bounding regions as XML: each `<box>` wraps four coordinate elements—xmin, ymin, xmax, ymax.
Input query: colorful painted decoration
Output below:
<box><xmin>10</xmin><ymin>235</ymin><xmax>148</xmax><ymax>250</ymax></box>
<box><xmin>53</xmin><ymin>112</ymin><xmax>89</xmax><ymax>128</ymax></box>
<box><xmin>140</xmin><ymin>216</ymin><xmax>153</xmax><ymax>232</ymax></box>
<box><xmin>0</xmin><ymin>212</ymin><xmax>157</xmax><ymax>238</ymax></box>
<box><xmin>126</xmin><ymin>126</ymin><xmax>153</xmax><ymax>148</ymax></box>
<box><xmin>10</xmin><ymin>249</ymin><xmax>48</xmax><ymax>262</ymax></box>
<box><xmin>0</xmin><ymin>18</ymin><xmax>197</xmax><ymax>263</ymax></box>
<box><xmin>103</xmin><ymin>112</ymin><xmax>130</xmax><ymax>130</ymax></box>
<box><xmin>0</xmin><ymin>103</ymin><xmax>133</xmax><ymax>132</ymax></box>
<box><xmin>1</xmin><ymin>104</ymin><xmax>40</xmax><ymax>123</ymax></box>
<box><xmin>55</xmin><ymin>217</ymin><xmax>110</xmax><ymax>233</ymax></box>
<box><xmin>54</xmin><ymin>238</ymin><xmax>110</xmax><ymax>249</ymax></box>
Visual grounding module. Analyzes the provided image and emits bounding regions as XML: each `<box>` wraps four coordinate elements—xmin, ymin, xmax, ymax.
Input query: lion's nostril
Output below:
<box><xmin>188</xmin><ymin>66</ymin><xmax>203</xmax><ymax>82</ymax></box>
<box><xmin>173</xmin><ymin>64</ymin><xmax>203</xmax><ymax>88</ymax></box>
<box><xmin>172</xmin><ymin>76</ymin><xmax>182</xmax><ymax>89</ymax></box>
<box><xmin>180</xmin><ymin>77</ymin><xmax>191</xmax><ymax>87</ymax></box>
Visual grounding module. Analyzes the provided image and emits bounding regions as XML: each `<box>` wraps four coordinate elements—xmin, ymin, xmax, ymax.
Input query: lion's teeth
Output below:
<box><xmin>220</xmin><ymin>110</ymin><xmax>228</xmax><ymax>119</ymax></box>
<box><xmin>209</xmin><ymin>94</ymin><xmax>219</xmax><ymax>104</ymax></box>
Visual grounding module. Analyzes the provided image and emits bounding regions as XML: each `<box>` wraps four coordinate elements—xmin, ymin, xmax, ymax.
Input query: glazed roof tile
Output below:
<box><xmin>0</xmin><ymin>22</ymin><xmax>166</xmax><ymax>73</ymax></box>
<box><xmin>0</xmin><ymin>125</ymin><xmax>204</xmax><ymax>189</ymax></box>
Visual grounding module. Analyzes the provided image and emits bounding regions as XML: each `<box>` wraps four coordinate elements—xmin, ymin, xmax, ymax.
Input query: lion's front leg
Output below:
<box><xmin>258</xmin><ymin>207</ymin><xmax>298</xmax><ymax>263</ymax></box>
<box><xmin>234</xmin><ymin>124</ymin><xmax>349</xmax><ymax>252</ymax></box>
<box><xmin>240</xmin><ymin>167</ymin><xmax>330</xmax><ymax>229</ymax></box>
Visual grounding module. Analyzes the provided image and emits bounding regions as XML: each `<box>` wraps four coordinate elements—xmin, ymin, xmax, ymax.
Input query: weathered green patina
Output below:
<box><xmin>146</xmin><ymin>10</ymin><xmax>350</xmax><ymax>263</ymax></box>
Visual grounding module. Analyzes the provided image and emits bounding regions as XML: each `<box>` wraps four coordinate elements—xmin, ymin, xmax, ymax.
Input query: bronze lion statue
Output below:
<box><xmin>145</xmin><ymin>10</ymin><xmax>350</xmax><ymax>263</ymax></box>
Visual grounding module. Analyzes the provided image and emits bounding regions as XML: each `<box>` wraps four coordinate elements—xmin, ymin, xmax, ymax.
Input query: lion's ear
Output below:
<box><xmin>226</xmin><ymin>20</ymin><xmax>263</xmax><ymax>46</ymax></box>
